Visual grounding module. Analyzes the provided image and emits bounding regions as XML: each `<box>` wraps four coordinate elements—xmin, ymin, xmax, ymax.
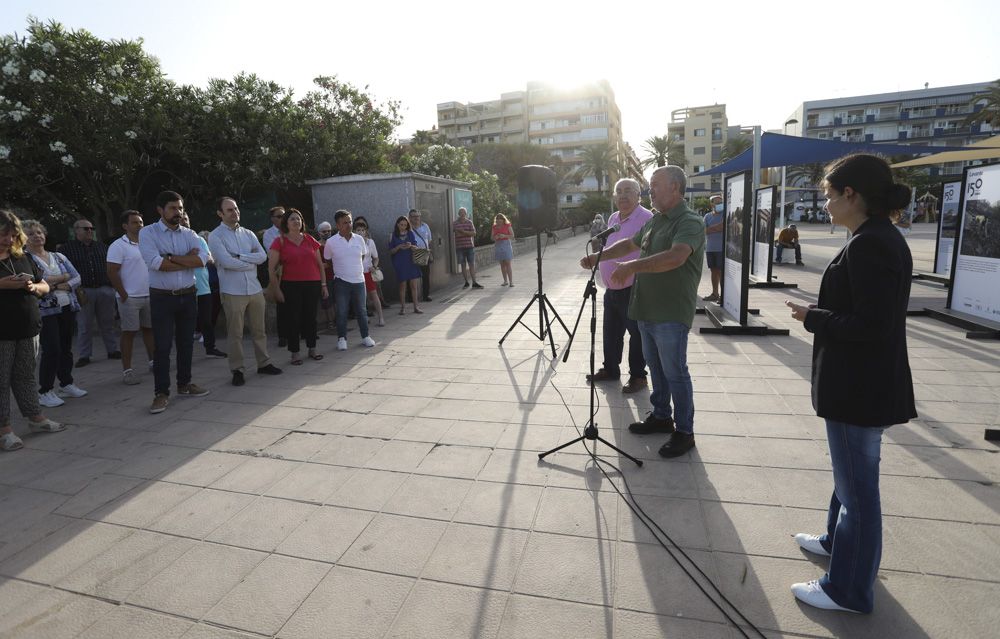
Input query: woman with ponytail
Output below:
<box><xmin>785</xmin><ymin>154</ymin><xmax>917</xmax><ymax>614</ymax></box>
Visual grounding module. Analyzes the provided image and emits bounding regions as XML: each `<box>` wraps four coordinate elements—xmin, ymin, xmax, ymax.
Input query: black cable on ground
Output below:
<box><xmin>546</xmin><ymin>379</ymin><xmax>767</xmax><ymax>639</ymax></box>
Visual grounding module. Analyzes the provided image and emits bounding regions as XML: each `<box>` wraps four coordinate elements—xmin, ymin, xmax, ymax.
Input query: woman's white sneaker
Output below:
<box><xmin>790</xmin><ymin>580</ymin><xmax>860</xmax><ymax>613</ymax></box>
<box><xmin>57</xmin><ymin>384</ymin><xmax>88</xmax><ymax>398</ymax></box>
<box><xmin>337</xmin><ymin>337</ymin><xmax>348</xmax><ymax>351</ymax></box>
<box><xmin>361</xmin><ymin>336</ymin><xmax>376</xmax><ymax>347</ymax></box>
<box><xmin>794</xmin><ymin>533</ymin><xmax>831</xmax><ymax>557</ymax></box>
<box><xmin>38</xmin><ymin>391</ymin><xmax>65</xmax><ymax>408</ymax></box>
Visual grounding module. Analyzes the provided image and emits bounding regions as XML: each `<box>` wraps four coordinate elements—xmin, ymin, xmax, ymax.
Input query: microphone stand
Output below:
<box><xmin>540</xmin><ymin>233</ymin><xmax>642</xmax><ymax>467</ymax></box>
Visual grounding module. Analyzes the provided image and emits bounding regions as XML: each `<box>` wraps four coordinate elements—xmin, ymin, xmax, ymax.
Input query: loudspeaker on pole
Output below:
<box><xmin>517</xmin><ymin>165</ymin><xmax>558</xmax><ymax>230</ymax></box>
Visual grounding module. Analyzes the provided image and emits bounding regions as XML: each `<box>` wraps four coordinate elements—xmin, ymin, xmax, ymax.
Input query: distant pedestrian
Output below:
<box><xmin>453</xmin><ymin>207</ymin><xmax>483</xmax><ymax>289</ymax></box>
<box><xmin>389</xmin><ymin>215</ymin><xmax>422</xmax><ymax>315</ymax></box>
<box><xmin>492</xmin><ymin>213</ymin><xmax>514</xmax><ymax>287</ymax></box>
<box><xmin>702</xmin><ymin>195</ymin><xmax>724</xmax><ymax>302</ymax></box>
<box><xmin>352</xmin><ymin>216</ymin><xmax>385</xmax><ymax>327</ymax></box>
<box><xmin>317</xmin><ymin>221</ymin><xmax>336</xmax><ymax>331</ymax></box>
<box><xmin>409</xmin><ymin>209</ymin><xmax>433</xmax><ymax>302</ymax></box>
<box><xmin>261</xmin><ymin>206</ymin><xmax>288</xmax><ymax>348</ymax></box>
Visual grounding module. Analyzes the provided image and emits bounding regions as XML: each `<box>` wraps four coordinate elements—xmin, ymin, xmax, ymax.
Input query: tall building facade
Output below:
<box><xmin>785</xmin><ymin>82</ymin><xmax>996</xmax><ymax>177</ymax></box>
<box><xmin>437</xmin><ymin>80</ymin><xmax>639</xmax><ymax>210</ymax></box>
<box><xmin>666</xmin><ymin>104</ymin><xmax>736</xmax><ymax>194</ymax></box>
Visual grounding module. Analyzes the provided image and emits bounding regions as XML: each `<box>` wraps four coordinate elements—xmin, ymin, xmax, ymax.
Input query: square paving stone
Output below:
<box><xmin>533</xmin><ymin>486</ymin><xmax>619</xmax><ymax>539</ymax></box>
<box><xmin>0</xmin><ymin>520</ymin><xmax>131</xmax><ymax>584</ymax></box>
<box><xmin>276</xmin><ymin>505</ymin><xmax>375</xmax><ymax>563</ymax></box>
<box><xmin>264</xmin><ymin>463</ymin><xmax>356</xmax><ymax>504</ymax></box>
<box><xmin>0</xmin><ymin>580</ymin><xmax>114</xmax><ymax>639</ymax></box>
<box><xmin>325</xmin><ymin>468</ymin><xmax>408</xmax><ymax>511</ymax></box>
<box><xmin>77</xmin><ymin>605</ymin><xmax>193</xmax><ymax>639</ymax></box>
<box><xmin>206</xmin><ymin>496</ymin><xmax>318</xmax><ymax>551</ymax></box>
<box><xmin>497</xmin><ymin>595</ymin><xmax>614</xmax><ymax>639</ymax></box>
<box><xmin>421</xmin><ymin>522</ymin><xmax>529</xmax><ymax>589</ymax></box>
<box><xmin>513</xmin><ymin>532</ymin><xmax>615</xmax><ymax>606</ymax></box>
<box><xmin>382</xmin><ymin>474</ymin><xmax>473</xmax><ymax>520</ymax></box>
<box><xmin>147</xmin><ymin>488</ymin><xmax>255</xmax><ymax>539</ymax></box>
<box><xmin>453</xmin><ymin>481</ymin><xmax>544</xmax><ymax>530</ymax></box>
<box><xmin>385</xmin><ymin>580</ymin><xmax>507</xmax><ymax>639</ymax></box>
<box><xmin>338</xmin><ymin>513</ymin><xmax>447</xmax><ymax>577</ymax></box>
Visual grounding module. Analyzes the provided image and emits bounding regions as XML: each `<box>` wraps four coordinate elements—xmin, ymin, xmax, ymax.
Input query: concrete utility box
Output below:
<box><xmin>306</xmin><ymin>173</ymin><xmax>473</xmax><ymax>301</ymax></box>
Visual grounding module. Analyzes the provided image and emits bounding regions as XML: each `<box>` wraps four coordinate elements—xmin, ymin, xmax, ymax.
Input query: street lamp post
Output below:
<box><xmin>779</xmin><ymin>118</ymin><xmax>799</xmax><ymax>228</ymax></box>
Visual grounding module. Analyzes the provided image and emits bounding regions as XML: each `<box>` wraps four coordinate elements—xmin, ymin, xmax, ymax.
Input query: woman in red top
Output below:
<box><xmin>268</xmin><ymin>209</ymin><xmax>327</xmax><ymax>364</ymax></box>
<box><xmin>491</xmin><ymin>213</ymin><xmax>515</xmax><ymax>287</ymax></box>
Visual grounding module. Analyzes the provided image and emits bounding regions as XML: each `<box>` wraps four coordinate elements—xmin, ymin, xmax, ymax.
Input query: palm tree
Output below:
<box><xmin>641</xmin><ymin>135</ymin><xmax>669</xmax><ymax>168</ymax></box>
<box><xmin>721</xmin><ymin>136</ymin><xmax>752</xmax><ymax>162</ymax></box>
<box><xmin>786</xmin><ymin>163</ymin><xmax>826</xmax><ymax>216</ymax></box>
<box><xmin>965</xmin><ymin>79</ymin><xmax>1000</xmax><ymax>127</ymax></box>
<box><xmin>575</xmin><ymin>143</ymin><xmax>620</xmax><ymax>195</ymax></box>
<box><xmin>667</xmin><ymin>139</ymin><xmax>687</xmax><ymax>170</ymax></box>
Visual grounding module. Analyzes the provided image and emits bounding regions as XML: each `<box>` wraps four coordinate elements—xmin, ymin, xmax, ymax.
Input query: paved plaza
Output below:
<box><xmin>1</xmin><ymin>223</ymin><xmax>998</xmax><ymax>639</ymax></box>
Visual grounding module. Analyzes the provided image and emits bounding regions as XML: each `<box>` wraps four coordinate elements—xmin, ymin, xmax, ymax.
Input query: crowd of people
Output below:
<box><xmin>0</xmin><ymin>192</ymin><xmax>524</xmax><ymax>431</ymax></box>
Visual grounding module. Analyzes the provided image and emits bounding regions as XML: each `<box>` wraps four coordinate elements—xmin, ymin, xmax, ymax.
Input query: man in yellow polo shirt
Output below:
<box><xmin>580</xmin><ymin>165</ymin><xmax>705</xmax><ymax>457</ymax></box>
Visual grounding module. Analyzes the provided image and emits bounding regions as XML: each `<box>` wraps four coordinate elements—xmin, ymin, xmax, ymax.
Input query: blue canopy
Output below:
<box><xmin>693</xmin><ymin>132</ymin><xmax>998</xmax><ymax>176</ymax></box>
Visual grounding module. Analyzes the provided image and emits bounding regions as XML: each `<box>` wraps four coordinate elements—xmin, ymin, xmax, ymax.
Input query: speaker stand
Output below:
<box><xmin>499</xmin><ymin>232</ymin><xmax>570</xmax><ymax>359</ymax></box>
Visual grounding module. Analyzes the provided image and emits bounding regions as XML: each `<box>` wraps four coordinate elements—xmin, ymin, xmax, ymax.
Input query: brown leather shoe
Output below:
<box><xmin>622</xmin><ymin>376</ymin><xmax>648</xmax><ymax>394</ymax></box>
<box><xmin>586</xmin><ymin>368</ymin><xmax>619</xmax><ymax>383</ymax></box>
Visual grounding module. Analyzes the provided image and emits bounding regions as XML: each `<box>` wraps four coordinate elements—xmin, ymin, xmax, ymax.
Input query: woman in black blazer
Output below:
<box><xmin>785</xmin><ymin>154</ymin><xmax>917</xmax><ymax>614</ymax></box>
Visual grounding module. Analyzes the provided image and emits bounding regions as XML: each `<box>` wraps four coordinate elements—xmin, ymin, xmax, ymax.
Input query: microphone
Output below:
<box><xmin>591</xmin><ymin>223</ymin><xmax>621</xmax><ymax>244</ymax></box>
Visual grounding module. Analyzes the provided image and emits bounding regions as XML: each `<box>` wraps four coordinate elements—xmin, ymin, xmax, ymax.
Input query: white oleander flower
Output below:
<box><xmin>2</xmin><ymin>60</ymin><xmax>19</xmax><ymax>76</ymax></box>
<box><xmin>39</xmin><ymin>114</ymin><xmax>52</xmax><ymax>127</ymax></box>
<box><xmin>29</xmin><ymin>69</ymin><xmax>47</xmax><ymax>83</ymax></box>
<box><xmin>124</xmin><ymin>130</ymin><xmax>137</xmax><ymax>139</ymax></box>
<box><xmin>9</xmin><ymin>110</ymin><xmax>24</xmax><ymax>122</ymax></box>
<box><xmin>41</xmin><ymin>42</ymin><xmax>57</xmax><ymax>55</ymax></box>
<box><xmin>61</xmin><ymin>154</ymin><xmax>74</xmax><ymax>165</ymax></box>
<box><xmin>111</xmin><ymin>95</ymin><xmax>125</xmax><ymax>106</ymax></box>
<box><xmin>260</xmin><ymin>146</ymin><xmax>269</xmax><ymax>156</ymax></box>
<box><xmin>94</xmin><ymin>83</ymin><xmax>104</xmax><ymax>94</ymax></box>
<box><xmin>109</xmin><ymin>63</ymin><xmax>124</xmax><ymax>77</ymax></box>
<box><xmin>0</xmin><ymin>145</ymin><xmax>10</xmax><ymax>160</ymax></box>
<box><xmin>202</xmin><ymin>104</ymin><xmax>213</xmax><ymax>113</ymax></box>
<box><xmin>253</xmin><ymin>105</ymin><xmax>265</xmax><ymax>113</ymax></box>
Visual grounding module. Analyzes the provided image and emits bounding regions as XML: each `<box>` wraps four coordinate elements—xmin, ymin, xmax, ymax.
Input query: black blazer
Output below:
<box><xmin>804</xmin><ymin>216</ymin><xmax>917</xmax><ymax>427</ymax></box>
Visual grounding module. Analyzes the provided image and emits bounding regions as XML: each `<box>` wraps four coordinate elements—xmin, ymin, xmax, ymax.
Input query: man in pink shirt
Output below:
<box><xmin>587</xmin><ymin>178</ymin><xmax>654</xmax><ymax>393</ymax></box>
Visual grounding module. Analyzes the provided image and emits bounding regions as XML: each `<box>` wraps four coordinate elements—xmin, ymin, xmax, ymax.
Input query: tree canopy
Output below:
<box><xmin>0</xmin><ymin>18</ymin><xmax>401</xmax><ymax>237</ymax></box>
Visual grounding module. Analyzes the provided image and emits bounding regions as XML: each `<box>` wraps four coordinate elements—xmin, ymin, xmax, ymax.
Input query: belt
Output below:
<box><xmin>149</xmin><ymin>286</ymin><xmax>196</xmax><ymax>296</ymax></box>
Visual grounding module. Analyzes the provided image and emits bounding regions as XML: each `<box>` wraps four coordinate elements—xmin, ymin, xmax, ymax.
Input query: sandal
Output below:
<box><xmin>399</xmin><ymin>308</ymin><xmax>405</xmax><ymax>315</ymax></box>
<box><xmin>28</xmin><ymin>418</ymin><xmax>65</xmax><ymax>433</ymax></box>
<box><xmin>308</xmin><ymin>351</ymin><xmax>324</xmax><ymax>361</ymax></box>
<box><xmin>1</xmin><ymin>431</ymin><xmax>24</xmax><ymax>451</ymax></box>
<box><xmin>413</xmin><ymin>308</ymin><xmax>423</xmax><ymax>314</ymax></box>
<box><xmin>290</xmin><ymin>355</ymin><xmax>303</xmax><ymax>366</ymax></box>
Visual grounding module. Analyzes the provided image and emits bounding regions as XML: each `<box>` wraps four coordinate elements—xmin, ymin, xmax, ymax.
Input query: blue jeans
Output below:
<box><xmin>638</xmin><ymin>320</ymin><xmax>694</xmax><ymax>433</ymax></box>
<box><xmin>333</xmin><ymin>278</ymin><xmax>369</xmax><ymax>339</ymax></box>
<box><xmin>603</xmin><ymin>287</ymin><xmax>645</xmax><ymax>378</ymax></box>
<box><xmin>818</xmin><ymin>419</ymin><xmax>886</xmax><ymax>613</ymax></box>
<box><xmin>775</xmin><ymin>242</ymin><xmax>801</xmax><ymax>263</ymax></box>
<box><xmin>150</xmin><ymin>292</ymin><xmax>197</xmax><ymax>396</ymax></box>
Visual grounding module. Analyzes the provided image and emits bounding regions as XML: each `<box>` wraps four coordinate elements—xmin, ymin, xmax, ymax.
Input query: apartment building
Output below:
<box><xmin>785</xmin><ymin>82</ymin><xmax>995</xmax><ymax>177</ymax></box>
<box><xmin>437</xmin><ymin>80</ymin><xmax>637</xmax><ymax>209</ymax></box>
<box><xmin>666</xmin><ymin>104</ymin><xmax>734</xmax><ymax>193</ymax></box>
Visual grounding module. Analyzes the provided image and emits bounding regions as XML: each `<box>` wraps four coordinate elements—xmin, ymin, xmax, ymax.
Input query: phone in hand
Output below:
<box><xmin>16</xmin><ymin>272</ymin><xmax>33</xmax><ymax>281</ymax></box>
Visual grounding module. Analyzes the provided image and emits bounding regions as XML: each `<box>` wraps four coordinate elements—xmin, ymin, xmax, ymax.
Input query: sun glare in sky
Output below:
<box><xmin>2</xmin><ymin>0</ymin><xmax>998</xmax><ymax>154</ymax></box>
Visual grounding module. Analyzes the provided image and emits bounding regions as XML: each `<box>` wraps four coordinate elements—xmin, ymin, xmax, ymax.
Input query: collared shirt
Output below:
<box><xmin>412</xmin><ymin>223</ymin><xmax>432</xmax><ymax>250</ymax></box>
<box><xmin>59</xmin><ymin>239</ymin><xmax>111</xmax><ymax>288</ymax></box>
<box><xmin>208</xmin><ymin>223</ymin><xmax>267</xmax><ymax>296</ymax></box>
<box><xmin>106</xmin><ymin>235</ymin><xmax>149</xmax><ymax>298</ymax></box>
<box><xmin>138</xmin><ymin>220</ymin><xmax>207</xmax><ymax>291</ymax></box>
<box><xmin>599</xmin><ymin>204</ymin><xmax>653</xmax><ymax>290</ymax></box>
<box><xmin>262</xmin><ymin>225</ymin><xmax>282</xmax><ymax>253</ymax></box>
<box><xmin>629</xmin><ymin>201</ymin><xmax>705</xmax><ymax>327</ymax></box>
<box><xmin>323</xmin><ymin>232</ymin><xmax>368</xmax><ymax>284</ymax></box>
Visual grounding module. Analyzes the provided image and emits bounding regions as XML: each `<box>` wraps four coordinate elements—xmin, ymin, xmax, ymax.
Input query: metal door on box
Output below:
<box><xmin>415</xmin><ymin>190</ymin><xmax>449</xmax><ymax>289</ymax></box>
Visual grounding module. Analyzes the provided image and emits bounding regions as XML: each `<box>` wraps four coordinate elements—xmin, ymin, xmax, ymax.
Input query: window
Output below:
<box><xmin>693</xmin><ymin>146</ymin><xmax>705</xmax><ymax>155</ymax></box>
<box><xmin>694</xmin><ymin>128</ymin><xmax>706</xmax><ymax>137</ymax></box>
<box><xmin>711</xmin><ymin>112</ymin><xmax>722</xmax><ymax>119</ymax></box>
<box><xmin>565</xmin><ymin>195</ymin><xmax>573</xmax><ymax>203</ymax></box>
<box><xmin>693</xmin><ymin>165</ymin><xmax>706</xmax><ymax>173</ymax></box>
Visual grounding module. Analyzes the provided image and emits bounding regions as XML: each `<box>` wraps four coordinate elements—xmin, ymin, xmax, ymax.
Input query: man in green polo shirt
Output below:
<box><xmin>580</xmin><ymin>165</ymin><xmax>704</xmax><ymax>457</ymax></box>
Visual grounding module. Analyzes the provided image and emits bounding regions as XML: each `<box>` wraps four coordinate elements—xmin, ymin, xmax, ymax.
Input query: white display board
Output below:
<box><xmin>751</xmin><ymin>187</ymin><xmax>774</xmax><ymax>279</ymax></box>
<box><xmin>722</xmin><ymin>173</ymin><xmax>748</xmax><ymax>323</ymax></box>
<box><xmin>949</xmin><ymin>164</ymin><xmax>1000</xmax><ymax>323</ymax></box>
<box><xmin>935</xmin><ymin>180</ymin><xmax>961</xmax><ymax>275</ymax></box>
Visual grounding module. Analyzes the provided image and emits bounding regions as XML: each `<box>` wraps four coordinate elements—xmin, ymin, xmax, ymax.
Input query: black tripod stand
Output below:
<box><xmin>539</xmin><ymin>236</ymin><xmax>642</xmax><ymax>467</ymax></box>
<box><xmin>499</xmin><ymin>231</ymin><xmax>569</xmax><ymax>359</ymax></box>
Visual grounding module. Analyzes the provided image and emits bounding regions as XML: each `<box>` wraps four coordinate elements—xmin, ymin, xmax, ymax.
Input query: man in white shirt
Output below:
<box><xmin>409</xmin><ymin>208</ymin><xmax>433</xmax><ymax>302</ymax></box>
<box><xmin>261</xmin><ymin>206</ymin><xmax>288</xmax><ymax>347</ymax></box>
<box><xmin>208</xmin><ymin>197</ymin><xmax>283</xmax><ymax>386</ymax></box>
<box><xmin>323</xmin><ymin>209</ymin><xmax>375</xmax><ymax>351</ymax></box>
<box><xmin>106</xmin><ymin>210</ymin><xmax>154</xmax><ymax>385</ymax></box>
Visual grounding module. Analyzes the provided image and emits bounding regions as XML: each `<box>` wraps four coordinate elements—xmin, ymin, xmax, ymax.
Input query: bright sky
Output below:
<box><xmin>3</xmin><ymin>0</ymin><xmax>999</xmax><ymax>160</ymax></box>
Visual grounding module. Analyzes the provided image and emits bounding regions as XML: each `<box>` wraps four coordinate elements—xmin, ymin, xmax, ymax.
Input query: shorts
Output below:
<box><xmin>706</xmin><ymin>251</ymin><xmax>723</xmax><ymax>270</ymax></box>
<box><xmin>456</xmin><ymin>246</ymin><xmax>475</xmax><ymax>266</ymax></box>
<box><xmin>364</xmin><ymin>271</ymin><xmax>377</xmax><ymax>293</ymax></box>
<box><xmin>118</xmin><ymin>295</ymin><xmax>152</xmax><ymax>331</ymax></box>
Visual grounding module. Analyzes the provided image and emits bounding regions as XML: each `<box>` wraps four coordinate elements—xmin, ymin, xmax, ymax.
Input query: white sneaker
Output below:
<box><xmin>57</xmin><ymin>384</ymin><xmax>88</xmax><ymax>398</ymax></box>
<box><xmin>38</xmin><ymin>391</ymin><xmax>65</xmax><ymax>407</ymax></box>
<box><xmin>795</xmin><ymin>533</ymin><xmax>831</xmax><ymax>557</ymax></box>
<box><xmin>123</xmin><ymin>369</ymin><xmax>141</xmax><ymax>385</ymax></box>
<box><xmin>361</xmin><ymin>336</ymin><xmax>376</xmax><ymax>347</ymax></box>
<box><xmin>337</xmin><ymin>337</ymin><xmax>348</xmax><ymax>351</ymax></box>
<box><xmin>790</xmin><ymin>580</ymin><xmax>861</xmax><ymax>613</ymax></box>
